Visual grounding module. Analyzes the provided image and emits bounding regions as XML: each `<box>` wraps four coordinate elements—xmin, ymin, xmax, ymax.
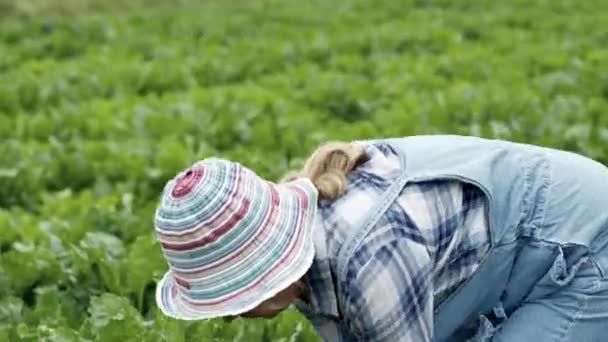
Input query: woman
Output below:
<box><xmin>153</xmin><ymin>134</ymin><xmax>608</xmax><ymax>341</ymax></box>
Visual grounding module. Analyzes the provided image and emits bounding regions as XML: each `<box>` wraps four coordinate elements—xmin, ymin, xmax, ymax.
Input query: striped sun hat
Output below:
<box><xmin>154</xmin><ymin>157</ymin><xmax>318</xmax><ymax>320</ymax></box>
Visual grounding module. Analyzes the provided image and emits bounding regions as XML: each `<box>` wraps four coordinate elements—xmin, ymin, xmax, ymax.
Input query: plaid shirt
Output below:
<box><xmin>294</xmin><ymin>141</ymin><xmax>490</xmax><ymax>342</ymax></box>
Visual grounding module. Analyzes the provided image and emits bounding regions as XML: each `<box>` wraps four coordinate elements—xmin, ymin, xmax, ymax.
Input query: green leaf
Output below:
<box><xmin>31</xmin><ymin>286</ymin><xmax>83</xmax><ymax>330</ymax></box>
<box><xmin>145</xmin><ymin>309</ymin><xmax>186</xmax><ymax>342</ymax></box>
<box><xmin>0</xmin><ymin>296</ymin><xmax>24</xmax><ymax>325</ymax></box>
<box><xmin>86</xmin><ymin>293</ymin><xmax>145</xmax><ymax>342</ymax></box>
<box><xmin>79</xmin><ymin>232</ymin><xmax>125</xmax><ymax>294</ymax></box>
<box><xmin>42</xmin><ymin>326</ymin><xmax>84</xmax><ymax>342</ymax></box>
<box><xmin>125</xmin><ymin>234</ymin><xmax>167</xmax><ymax>312</ymax></box>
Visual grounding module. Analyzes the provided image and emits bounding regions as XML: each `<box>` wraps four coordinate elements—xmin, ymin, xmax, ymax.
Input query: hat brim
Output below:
<box><xmin>155</xmin><ymin>178</ymin><xmax>318</xmax><ymax>320</ymax></box>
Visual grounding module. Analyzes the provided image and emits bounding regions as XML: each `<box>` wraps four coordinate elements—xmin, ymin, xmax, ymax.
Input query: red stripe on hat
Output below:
<box><xmin>156</xmin><ymin>166</ymin><xmax>243</xmax><ymax>239</ymax></box>
<box><xmin>171</xmin><ymin>168</ymin><xmax>205</xmax><ymax>198</ymax></box>
<box><xmin>174</xmin><ymin>276</ymin><xmax>191</xmax><ymax>289</ymax></box>
<box><xmin>173</xmin><ymin>185</ymin><xmax>280</xmax><ymax>276</ymax></box>
<box><xmin>182</xmin><ymin>184</ymin><xmax>311</xmax><ymax>306</ymax></box>
<box><xmin>161</xmin><ymin>198</ymin><xmax>251</xmax><ymax>251</ymax></box>
<box><xmin>292</xmin><ymin>186</ymin><xmax>310</xmax><ymax>210</ymax></box>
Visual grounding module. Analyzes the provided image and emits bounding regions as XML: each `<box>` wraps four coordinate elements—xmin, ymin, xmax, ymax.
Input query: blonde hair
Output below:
<box><xmin>281</xmin><ymin>141</ymin><xmax>368</xmax><ymax>201</ymax></box>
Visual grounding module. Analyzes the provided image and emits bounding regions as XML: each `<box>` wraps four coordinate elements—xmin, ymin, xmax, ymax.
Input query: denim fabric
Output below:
<box><xmin>337</xmin><ymin>135</ymin><xmax>608</xmax><ymax>341</ymax></box>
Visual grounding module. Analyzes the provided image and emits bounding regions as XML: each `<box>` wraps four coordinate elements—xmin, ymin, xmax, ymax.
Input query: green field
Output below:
<box><xmin>1</xmin><ymin>0</ymin><xmax>607</xmax><ymax>340</ymax></box>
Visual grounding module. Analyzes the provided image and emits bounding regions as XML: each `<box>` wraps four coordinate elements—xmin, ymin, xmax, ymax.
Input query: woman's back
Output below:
<box><xmin>296</xmin><ymin>141</ymin><xmax>492</xmax><ymax>341</ymax></box>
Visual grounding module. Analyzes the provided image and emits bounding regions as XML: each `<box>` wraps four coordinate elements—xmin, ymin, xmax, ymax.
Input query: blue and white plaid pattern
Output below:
<box><xmin>295</xmin><ymin>142</ymin><xmax>490</xmax><ymax>342</ymax></box>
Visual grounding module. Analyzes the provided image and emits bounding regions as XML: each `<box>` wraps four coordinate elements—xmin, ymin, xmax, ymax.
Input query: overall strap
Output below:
<box><xmin>336</xmin><ymin>142</ymin><xmax>409</xmax><ymax>282</ymax></box>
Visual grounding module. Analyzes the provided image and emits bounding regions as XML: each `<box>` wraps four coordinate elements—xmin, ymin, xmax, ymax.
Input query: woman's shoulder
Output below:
<box><xmin>349</xmin><ymin>140</ymin><xmax>403</xmax><ymax>180</ymax></box>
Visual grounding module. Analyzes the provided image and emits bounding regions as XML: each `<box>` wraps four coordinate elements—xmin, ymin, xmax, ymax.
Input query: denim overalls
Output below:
<box><xmin>336</xmin><ymin>135</ymin><xmax>608</xmax><ymax>341</ymax></box>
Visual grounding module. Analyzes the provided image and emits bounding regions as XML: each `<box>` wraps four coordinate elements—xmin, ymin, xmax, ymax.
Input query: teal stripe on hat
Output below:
<box><xmin>157</xmin><ymin>162</ymin><xmax>231</xmax><ymax>222</ymax></box>
<box><xmin>164</xmin><ymin>190</ymin><xmax>268</xmax><ymax>264</ymax></box>
<box><xmin>183</xmin><ymin>226</ymin><xmax>300</xmax><ymax>301</ymax></box>
<box><xmin>156</xmin><ymin>161</ymin><xmax>237</xmax><ymax>229</ymax></box>
<box><xmin>182</xmin><ymin>195</ymin><xmax>301</xmax><ymax>299</ymax></box>
<box><xmin>159</xmin><ymin>164</ymin><xmax>228</xmax><ymax>215</ymax></box>
<box><xmin>186</xmin><ymin>201</ymin><xmax>296</xmax><ymax>287</ymax></box>
<box><xmin>165</xmin><ymin>182</ymin><xmax>271</xmax><ymax>269</ymax></box>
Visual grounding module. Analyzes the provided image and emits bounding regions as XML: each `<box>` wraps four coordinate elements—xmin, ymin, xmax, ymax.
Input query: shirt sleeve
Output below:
<box><xmin>341</xmin><ymin>228</ymin><xmax>435</xmax><ymax>342</ymax></box>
